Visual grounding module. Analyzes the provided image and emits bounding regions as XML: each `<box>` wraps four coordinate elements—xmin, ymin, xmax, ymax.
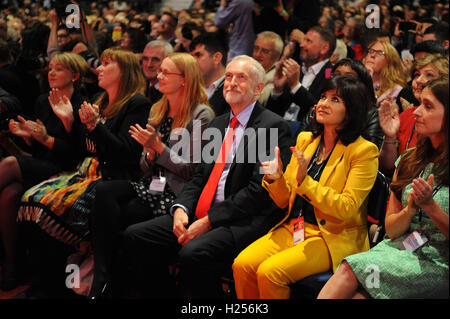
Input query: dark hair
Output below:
<box><xmin>190</xmin><ymin>31</ymin><xmax>228</xmax><ymax>66</ymax></box>
<box><xmin>424</xmin><ymin>22</ymin><xmax>449</xmax><ymax>43</ymax></box>
<box><xmin>332</xmin><ymin>58</ymin><xmax>376</xmax><ymax>105</ymax></box>
<box><xmin>162</xmin><ymin>11</ymin><xmax>178</xmax><ymax>27</ymax></box>
<box><xmin>311</xmin><ymin>75</ymin><xmax>369</xmax><ymax>145</ymax></box>
<box><xmin>410</xmin><ymin>40</ymin><xmax>447</xmax><ymax>57</ymax></box>
<box><xmin>0</xmin><ymin>39</ymin><xmax>11</xmax><ymax>63</ymax></box>
<box><xmin>124</xmin><ymin>27</ymin><xmax>148</xmax><ymax>53</ymax></box>
<box><xmin>20</xmin><ymin>22</ymin><xmax>50</xmax><ymax>58</ymax></box>
<box><xmin>308</xmin><ymin>25</ymin><xmax>336</xmax><ymax>57</ymax></box>
<box><xmin>391</xmin><ymin>78</ymin><xmax>449</xmax><ymax>199</ymax></box>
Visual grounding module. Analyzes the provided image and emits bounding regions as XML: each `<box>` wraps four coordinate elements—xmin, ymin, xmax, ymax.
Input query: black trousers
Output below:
<box><xmin>90</xmin><ymin>179</ymin><xmax>156</xmax><ymax>296</ymax></box>
<box><xmin>123</xmin><ymin>213</ymin><xmax>238</xmax><ymax>298</ymax></box>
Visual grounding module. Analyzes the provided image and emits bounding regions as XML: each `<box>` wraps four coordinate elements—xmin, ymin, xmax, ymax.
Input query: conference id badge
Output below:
<box><xmin>399</xmin><ymin>230</ymin><xmax>428</xmax><ymax>252</ymax></box>
<box><xmin>292</xmin><ymin>216</ymin><xmax>305</xmax><ymax>246</ymax></box>
<box><xmin>149</xmin><ymin>176</ymin><xmax>166</xmax><ymax>194</ymax></box>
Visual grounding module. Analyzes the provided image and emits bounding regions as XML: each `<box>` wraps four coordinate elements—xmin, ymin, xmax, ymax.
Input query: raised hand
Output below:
<box><xmin>378</xmin><ymin>98</ymin><xmax>400</xmax><ymax>138</ymax></box>
<box><xmin>49</xmin><ymin>88</ymin><xmax>74</xmax><ymax>131</ymax></box>
<box><xmin>129</xmin><ymin>123</ymin><xmax>163</xmax><ymax>153</ymax></box>
<box><xmin>79</xmin><ymin>101</ymin><xmax>100</xmax><ymax>131</ymax></box>
<box><xmin>9</xmin><ymin>116</ymin><xmax>31</xmax><ymax>139</ymax></box>
<box><xmin>261</xmin><ymin>146</ymin><xmax>283</xmax><ymax>182</ymax></box>
<box><xmin>411</xmin><ymin>174</ymin><xmax>435</xmax><ymax>208</ymax></box>
<box><xmin>283</xmin><ymin>58</ymin><xmax>301</xmax><ymax>90</ymax></box>
<box><xmin>273</xmin><ymin>60</ymin><xmax>288</xmax><ymax>94</ymax></box>
<box><xmin>291</xmin><ymin>146</ymin><xmax>311</xmax><ymax>186</ymax></box>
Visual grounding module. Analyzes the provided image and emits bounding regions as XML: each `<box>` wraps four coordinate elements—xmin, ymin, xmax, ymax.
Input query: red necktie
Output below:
<box><xmin>195</xmin><ymin>117</ymin><xmax>239</xmax><ymax>219</ymax></box>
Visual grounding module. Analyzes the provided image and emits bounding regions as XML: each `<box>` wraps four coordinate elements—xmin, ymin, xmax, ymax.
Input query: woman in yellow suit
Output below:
<box><xmin>233</xmin><ymin>75</ymin><xmax>379</xmax><ymax>299</ymax></box>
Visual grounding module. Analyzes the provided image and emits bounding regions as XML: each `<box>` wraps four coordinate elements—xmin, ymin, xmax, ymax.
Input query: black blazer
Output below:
<box><xmin>173</xmin><ymin>102</ymin><xmax>294</xmax><ymax>251</ymax></box>
<box><xmin>208</xmin><ymin>78</ymin><xmax>229</xmax><ymax>117</ymax></box>
<box><xmin>83</xmin><ymin>93</ymin><xmax>151</xmax><ymax>181</ymax></box>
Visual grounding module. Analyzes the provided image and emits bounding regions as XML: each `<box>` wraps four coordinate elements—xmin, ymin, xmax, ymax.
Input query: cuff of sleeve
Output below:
<box><xmin>170</xmin><ymin>204</ymin><xmax>189</xmax><ymax>216</ymax></box>
<box><xmin>290</xmin><ymin>82</ymin><xmax>302</xmax><ymax>95</ymax></box>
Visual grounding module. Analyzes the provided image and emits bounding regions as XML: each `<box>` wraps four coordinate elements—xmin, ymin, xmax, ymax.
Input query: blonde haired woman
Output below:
<box><xmin>0</xmin><ymin>52</ymin><xmax>88</xmax><ymax>291</ymax></box>
<box><xmin>364</xmin><ymin>40</ymin><xmax>406</xmax><ymax>106</ymax></box>
<box><xmin>88</xmin><ymin>52</ymin><xmax>214</xmax><ymax>298</ymax></box>
<box><xmin>17</xmin><ymin>48</ymin><xmax>151</xmax><ymax>297</ymax></box>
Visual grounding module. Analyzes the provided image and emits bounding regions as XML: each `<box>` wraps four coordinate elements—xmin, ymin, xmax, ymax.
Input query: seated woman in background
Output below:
<box><xmin>318</xmin><ymin>78</ymin><xmax>449</xmax><ymax>299</ymax></box>
<box><xmin>17</xmin><ymin>48</ymin><xmax>151</xmax><ymax>297</ymax></box>
<box><xmin>363</xmin><ymin>40</ymin><xmax>406</xmax><ymax>107</ymax></box>
<box><xmin>0</xmin><ymin>52</ymin><xmax>89</xmax><ymax>291</ymax></box>
<box><xmin>232</xmin><ymin>75</ymin><xmax>379</xmax><ymax>299</ymax></box>
<box><xmin>88</xmin><ymin>53</ymin><xmax>214</xmax><ymax>298</ymax></box>
<box><xmin>378</xmin><ymin>54</ymin><xmax>448</xmax><ymax>177</ymax></box>
<box><xmin>303</xmin><ymin>58</ymin><xmax>384</xmax><ymax>149</ymax></box>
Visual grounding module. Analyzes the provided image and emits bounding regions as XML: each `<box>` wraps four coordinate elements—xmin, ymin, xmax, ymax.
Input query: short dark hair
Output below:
<box><xmin>190</xmin><ymin>31</ymin><xmax>228</xmax><ymax>66</ymax></box>
<box><xmin>424</xmin><ymin>22</ymin><xmax>449</xmax><ymax>43</ymax></box>
<box><xmin>311</xmin><ymin>75</ymin><xmax>370</xmax><ymax>145</ymax></box>
<box><xmin>309</xmin><ymin>25</ymin><xmax>336</xmax><ymax>57</ymax></box>
<box><xmin>162</xmin><ymin>11</ymin><xmax>178</xmax><ymax>27</ymax></box>
<box><xmin>411</xmin><ymin>40</ymin><xmax>446</xmax><ymax>56</ymax></box>
<box><xmin>332</xmin><ymin>58</ymin><xmax>376</xmax><ymax>105</ymax></box>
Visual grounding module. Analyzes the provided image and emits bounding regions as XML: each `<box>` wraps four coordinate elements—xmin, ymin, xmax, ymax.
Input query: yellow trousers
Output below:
<box><xmin>233</xmin><ymin>221</ymin><xmax>332</xmax><ymax>299</ymax></box>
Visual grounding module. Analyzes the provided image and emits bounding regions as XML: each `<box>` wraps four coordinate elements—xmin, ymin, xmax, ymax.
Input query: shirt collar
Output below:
<box><xmin>230</xmin><ymin>101</ymin><xmax>256</xmax><ymax>129</ymax></box>
<box><xmin>303</xmin><ymin>59</ymin><xmax>329</xmax><ymax>76</ymax></box>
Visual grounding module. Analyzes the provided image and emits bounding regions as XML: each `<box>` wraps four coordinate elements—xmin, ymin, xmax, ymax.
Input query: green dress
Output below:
<box><xmin>344</xmin><ymin>162</ymin><xmax>449</xmax><ymax>299</ymax></box>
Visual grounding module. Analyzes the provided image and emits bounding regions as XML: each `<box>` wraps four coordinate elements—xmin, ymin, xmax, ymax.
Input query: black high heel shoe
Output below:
<box><xmin>89</xmin><ymin>281</ymin><xmax>109</xmax><ymax>300</ymax></box>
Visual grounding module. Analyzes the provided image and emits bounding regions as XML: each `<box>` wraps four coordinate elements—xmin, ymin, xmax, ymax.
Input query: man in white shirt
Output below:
<box><xmin>252</xmin><ymin>31</ymin><xmax>283</xmax><ymax>106</ymax></box>
<box><xmin>266</xmin><ymin>26</ymin><xmax>335</xmax><ymax>123</ymax></box>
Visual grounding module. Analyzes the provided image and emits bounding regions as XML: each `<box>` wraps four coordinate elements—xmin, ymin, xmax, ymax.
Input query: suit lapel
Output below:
<box><xmin>319</xmin><ymin>141</ymin><xmax>346</xmax><ymax>186</ymax></box>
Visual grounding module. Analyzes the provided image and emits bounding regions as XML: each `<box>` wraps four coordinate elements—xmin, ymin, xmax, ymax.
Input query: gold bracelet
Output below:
<box><xmin>383</xmin><ymin>137</ymin><xmax>399</xmax><ymax>145</ymax></box>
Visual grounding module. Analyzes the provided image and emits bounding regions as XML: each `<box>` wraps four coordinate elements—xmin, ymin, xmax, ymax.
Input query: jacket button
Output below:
<box><xmin>320</xmin><ymin>219</ymin><xmax>326</xmax><ymax>225</ymax></box>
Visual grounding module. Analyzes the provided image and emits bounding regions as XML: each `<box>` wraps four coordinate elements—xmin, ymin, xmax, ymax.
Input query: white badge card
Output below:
<box><xmin>399</xmin><ymin>230</ymin><xmax>428</xmax><ymax>252</ymax></box>
<box><xmin>149</xmin><ymin>176</ymin><xmax>166</xmax><ymax>194</ymax></box>
<box><xmin>292</xmin><ymin>217</ymin><xmax>305</xmax><ymax>246</ymax></box>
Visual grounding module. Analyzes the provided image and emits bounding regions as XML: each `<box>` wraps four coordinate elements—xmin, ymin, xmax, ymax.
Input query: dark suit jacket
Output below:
<box><xmin>266</xmin><ymin>60</ymin><xmax>334</xmax><ymax>123</ymax></box>
<box><xmin>208</xmin><ymin>78</ymin><xmax>229</xmax><ymax>117</ymax></box>
<box><xmin>144</xmin><ymin>80</ymin><xmax>163</xmax><ymax>107</ymax></box>
<box><xmin>173</xmin><ymin>102</ymin><xmax>293</xmax><ymax>251</ymax></box>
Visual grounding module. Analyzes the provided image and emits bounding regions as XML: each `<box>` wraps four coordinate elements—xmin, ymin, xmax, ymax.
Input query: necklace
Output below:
<box><xmin>316</xmin><ymin>141</ymin><xmax>334</xmax><ymax>164</ymax></box>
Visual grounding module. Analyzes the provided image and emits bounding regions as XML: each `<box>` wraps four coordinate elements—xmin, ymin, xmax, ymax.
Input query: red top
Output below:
<box><xmin>398</xmin><ymin>107</ymin><xmax>417</xmax><ymax>154</ymax></box>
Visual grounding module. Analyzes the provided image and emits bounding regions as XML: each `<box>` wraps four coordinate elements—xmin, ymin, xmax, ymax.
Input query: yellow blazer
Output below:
<box><xmin>263</xmin><ymin>132</ymin><xmax>379</xmax><ymax>272</ymax></box>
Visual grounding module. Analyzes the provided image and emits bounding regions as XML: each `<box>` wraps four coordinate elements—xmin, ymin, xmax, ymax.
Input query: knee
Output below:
<box><xmin>0</xmin><ymin>183</ymin><xmax>24</xmax><ymax>201</ymax></box>
<box><xmin>232</xmin><ymin>250</ymin><xmax>258</xmax><ymax>277</ymax></box>
<box><xmin>178</xmin><ymin>242</ymin><xmax>203</xmax><ymax>266</ymax></box>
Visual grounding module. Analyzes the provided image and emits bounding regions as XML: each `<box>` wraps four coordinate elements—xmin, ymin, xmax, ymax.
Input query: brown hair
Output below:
<box><xmin>391</xmin><ymin>78</ymin><xmax>449</xmax><ymax>199</ymax></box>
<box><xmin>95</xmin><ymin>47</ymin><xmax>146</xmax><ymax>118</ymax></box>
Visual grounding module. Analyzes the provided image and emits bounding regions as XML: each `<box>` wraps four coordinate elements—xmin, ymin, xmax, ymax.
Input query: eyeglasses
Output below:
<box><xmin>158</xmin><ymin>70</ymin><xmax>184</xmax><ymax>77</ymax></box>
<box><xmin>159</xmin><ymin>19</ymin><xmax>175</xmax><ymax>27</ymax></box>
<box><xmin>57</xmin><ymin>34</ymin><xmax>69</xmax><ymax>39</ymax></box>
<box><xmin>367</xmin><ymin>48</ymin><xmax>386</xmax><ymax>57</ymax></box>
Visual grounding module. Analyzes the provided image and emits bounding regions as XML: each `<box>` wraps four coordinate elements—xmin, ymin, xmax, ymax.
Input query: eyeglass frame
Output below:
<box><xmin>158</xmin><ymin>70</ymin><xmax>184</xmax><ymax>77</ymax></box>
<box><xmin>367</xmin><ymin>48</ymin><xmax>386</xmax><ymax>58</ymax></box>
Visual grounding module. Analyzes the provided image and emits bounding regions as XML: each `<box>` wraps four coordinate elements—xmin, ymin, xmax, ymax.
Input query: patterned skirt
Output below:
<box><xmin>17</xmin><ymin>157</ymin><xmax>102</xmax><ymax>246</ymax></box>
